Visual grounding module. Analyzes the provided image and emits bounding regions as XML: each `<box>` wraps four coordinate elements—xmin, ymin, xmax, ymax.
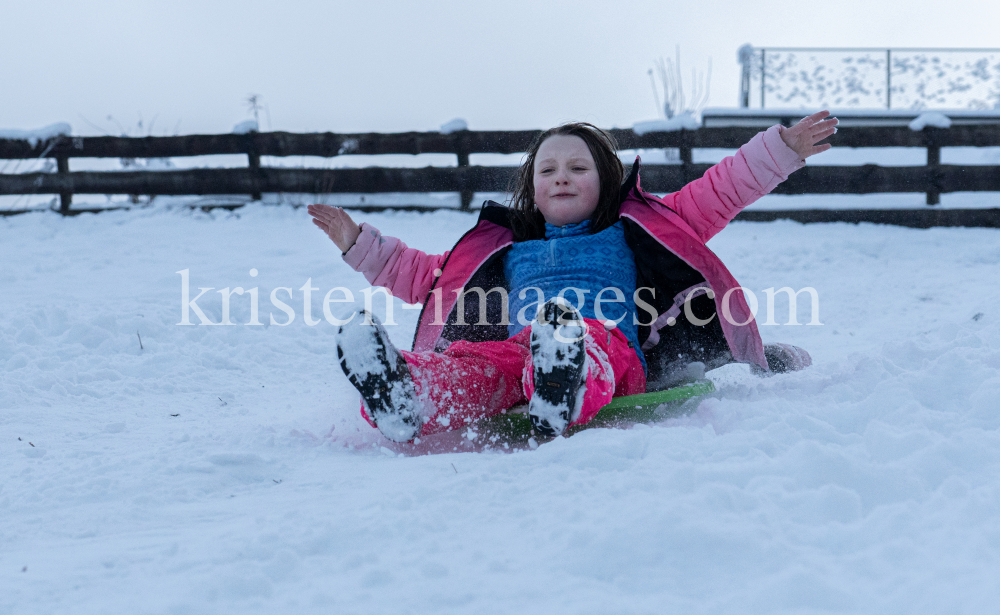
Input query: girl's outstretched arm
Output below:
<box><xmin>308</xmin><ymin>204</ymin><xmax>447</xmax><ymax>305</ymax></box>
<box><xmin>666</xmin><ymin>111</ymin><xmax>838</xmax><ymax>242</ymax></box>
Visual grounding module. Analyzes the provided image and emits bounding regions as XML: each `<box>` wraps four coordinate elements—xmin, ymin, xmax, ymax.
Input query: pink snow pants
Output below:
<box><xmin>360</xmin><ymin>318</ymin><xmax>647</xmax><ymax>436</ymax></box>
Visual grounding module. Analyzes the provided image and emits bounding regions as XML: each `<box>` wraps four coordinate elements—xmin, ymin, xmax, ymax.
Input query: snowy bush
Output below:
<box><xmin>648</xmin><ymin>47</ymin><xmax>712</xmax><ymax>120</ymax></box>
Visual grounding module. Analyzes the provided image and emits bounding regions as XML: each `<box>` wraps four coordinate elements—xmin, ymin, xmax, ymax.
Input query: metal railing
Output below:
<box><xmin>739</xmin><ymin>46</ymin><xmax>1000</xmax><ymax>110</ymax></box>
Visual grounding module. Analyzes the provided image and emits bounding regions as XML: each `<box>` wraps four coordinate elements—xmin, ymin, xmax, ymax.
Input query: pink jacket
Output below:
<box><xmin>343</xmin><ymin>125</ymin><xmax>804</xmax><ymax>371</ymax></box>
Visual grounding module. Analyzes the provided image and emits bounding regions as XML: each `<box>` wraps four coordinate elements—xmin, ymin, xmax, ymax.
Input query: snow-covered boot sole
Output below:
<box><xmin>528</xmin><ymin>299</ymin><xmax>587</xmax><ymax>437</ymax></box>
<box><xmin>337</xmin><ymin>311</ymin><xmax>422</xmax><ymax>442</ymax></box>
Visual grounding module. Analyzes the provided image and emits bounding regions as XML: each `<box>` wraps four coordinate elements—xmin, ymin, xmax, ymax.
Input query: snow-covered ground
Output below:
<box><xmin>3</xmin><ymin>204</ymin><xmax>1000</xmax><ymax>614</ymax></box>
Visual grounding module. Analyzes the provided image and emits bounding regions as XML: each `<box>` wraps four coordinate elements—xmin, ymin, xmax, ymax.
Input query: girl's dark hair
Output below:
<box><xmin>508</xmin><ymin>122</ymin><xmax>625</xmax><ymax>241</ymax></box>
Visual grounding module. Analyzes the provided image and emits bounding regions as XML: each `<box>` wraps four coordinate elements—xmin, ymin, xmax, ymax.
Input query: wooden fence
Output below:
<box><xmin>2</xmin><ymin>124</ymin><xmax>1000</xmax><ymax>227</ymax></box>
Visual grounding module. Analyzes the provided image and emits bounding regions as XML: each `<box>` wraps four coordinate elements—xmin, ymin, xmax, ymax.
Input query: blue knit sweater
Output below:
<box><xmin>504</xmin><ymin>220</ymin><xmax>646</xmax><ymax>370</ymax></box>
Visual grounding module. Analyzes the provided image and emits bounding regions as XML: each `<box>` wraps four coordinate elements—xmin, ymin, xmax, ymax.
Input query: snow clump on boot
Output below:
<box><xmin>528</xmin><ymin>298</ymin><xmax>588</xmax><ymax>437</ymax></box>
<box><xmin>337</xmin><ymin>310</ymin><xmax>423</xmax><ymax>442</ymax></box>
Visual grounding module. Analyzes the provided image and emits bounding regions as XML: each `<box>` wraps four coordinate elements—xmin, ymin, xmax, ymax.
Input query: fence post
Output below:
<box><xmin>56</xmin><ymin>154</ymin><xmax>72</xmax><ymax>214</ymax></box>
<box><xmin>246</xmin><ymin>133</ymin><xmax>262</xmax><ymax>201</ymax></box>
<box><xmin>925</xmin><ymin>128</ymin><xmax>941</xmax><ymax>205</ymax></box>
<box><xmin>760</xmin><ymin>48</ymin><xmax>766</xmax><ymax>109</ymax></box>
<box><xmin>679</xmin><ymin>130</ymin><xmax>693</xmax><ymax>185</ymax></box>
<box><xmin>456</xmin><ymin>135</ymin><xmax>473</xmax><ymax>211</ymax></box>
<box><xmin>738</xmin><ymin>45</ymin><xmax>752</xmax><ymax>108</ymax></box>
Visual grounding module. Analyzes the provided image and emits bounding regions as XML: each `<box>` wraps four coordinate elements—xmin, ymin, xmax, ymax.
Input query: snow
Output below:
<box><xmin>633</xmin><ymin>112</ymin><xmax>701</xmax><ymax>134</ymax></box>
<box><xmin>737</xmin><ymin>43</ymin><xmax>754</xmax><ymax>65</ymax></box>
<box><xmin>4</xmin><ymin>200</ymin><xmax>1000</xmax><ymax>614</ymax></box>
<box><xmin>439</xmin><ymin>118</ymin><xmax>468</xmax><ymax>134</ymax></box>
<box><xmin>233</xmin><ymin>120</ymin><xmax>259</xmax><ymax>134</ymax></box>
<box><xmin>0</xmin><ymin>122</ymin><xmax>72</xmax><ymax>147</ymax></box>
<box><xmin>909</xmin><ymin>112</ymin><xmax>953</xmax><ymax>131</ymax></box>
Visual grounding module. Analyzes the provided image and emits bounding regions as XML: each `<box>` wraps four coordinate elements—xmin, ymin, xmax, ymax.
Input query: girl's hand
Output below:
<box><xmin>780</xmin><ymin>110</ymin><xmax>839</xmax><ymax>160</ymax></box>
<box><xmin>308</xmin><ymin>204</ymin><xmax>362</xmax><ymax>253</ymax></box>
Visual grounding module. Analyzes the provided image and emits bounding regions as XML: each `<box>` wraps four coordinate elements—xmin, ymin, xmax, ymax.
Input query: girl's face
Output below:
<box><xmin>533</xmin><ymin>135</ymin><xmax>601</xmax><ymax>227</ymax></box>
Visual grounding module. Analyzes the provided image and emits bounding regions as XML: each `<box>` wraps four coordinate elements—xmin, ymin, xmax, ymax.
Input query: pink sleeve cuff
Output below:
<box><xmin>765</xmin><ymin>125</ymin><xmax>806</xmax><ymax>176</ymax></box>
<box><xmin>342</xmin><ymin>222</ymin><xmax>380</xmax><ymax>271</ymax></box>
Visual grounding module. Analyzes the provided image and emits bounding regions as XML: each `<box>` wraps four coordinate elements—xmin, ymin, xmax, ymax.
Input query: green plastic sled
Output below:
<box><xmin>474</xmin><ymin>380</ymin><xmax>716</xmax><ymax>445</ymax></box>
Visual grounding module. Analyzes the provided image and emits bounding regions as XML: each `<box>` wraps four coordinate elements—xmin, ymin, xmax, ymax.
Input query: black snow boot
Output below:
<box><xmin>764</xmin><ymin>343</ymin><xmax>812</xmax><ymax>373</ymax></box>
<box><xmin>337</xmin><ymin>310</ymin><xmax>422</xmax><ymax>442</ymax></box>
<box><xmin>528</xmin><ymin>299</ymin><xmax>588</xmax><ymax>437</ymax></box>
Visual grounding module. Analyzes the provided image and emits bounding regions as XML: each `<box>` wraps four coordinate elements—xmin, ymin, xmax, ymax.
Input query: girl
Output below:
<box><xmin>309</xmin><ymin>111</ymin><xmax>837</xmax><ymax>442</ymax></box>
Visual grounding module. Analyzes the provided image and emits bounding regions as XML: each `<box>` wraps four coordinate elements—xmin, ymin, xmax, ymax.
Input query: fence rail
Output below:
<box><xmin>2</xmin><ymin>124</ymin><xmax>1000</xmax><ymax>226</ymax></box>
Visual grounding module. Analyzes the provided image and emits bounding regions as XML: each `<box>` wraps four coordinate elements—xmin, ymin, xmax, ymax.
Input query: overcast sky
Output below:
<box><xmin>3</xmin><ymin>0</ymin><xmax>1000</xmax><ymax>136</ymax></box>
